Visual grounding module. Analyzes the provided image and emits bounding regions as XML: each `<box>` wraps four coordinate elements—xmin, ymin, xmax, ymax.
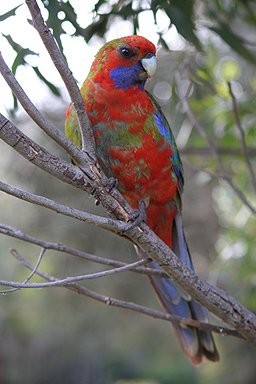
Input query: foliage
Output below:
<box><xmin>1</xmin><ymin>0</ymin><xmax>256</xmax><ymax>112</ymax></box>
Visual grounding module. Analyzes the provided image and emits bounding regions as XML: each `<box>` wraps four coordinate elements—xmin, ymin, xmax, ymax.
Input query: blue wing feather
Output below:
<box><xmin>145</xmin><ymin>90</ymin><xmax>184</xmax><ymax>195</ymax></box>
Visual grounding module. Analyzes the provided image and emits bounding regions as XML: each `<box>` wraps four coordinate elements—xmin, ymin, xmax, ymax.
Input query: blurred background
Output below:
<box><xmin>0</xmin><ymin>0</ymin><xmax>256</xmax><ymax>383</ymax></box>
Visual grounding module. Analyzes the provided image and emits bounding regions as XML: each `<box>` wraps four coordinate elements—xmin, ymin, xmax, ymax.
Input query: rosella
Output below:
<box><xmin>65</xmin><ymin>35</ymin><xmax>219</xmax><ymax>365</ymax></box>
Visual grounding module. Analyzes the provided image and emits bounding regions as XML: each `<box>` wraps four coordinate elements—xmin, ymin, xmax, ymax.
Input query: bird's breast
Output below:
<box><xmin>85</xmin><ymin>80</ymin><xmax>179</xmax><ymax>209</ymax></box>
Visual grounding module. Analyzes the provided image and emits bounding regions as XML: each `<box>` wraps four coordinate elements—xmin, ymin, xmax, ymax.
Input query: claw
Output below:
<box><xmin>121</xmin><ymin>200</ymin><xmax>147</xmax><ymax>234</ymax></box>
<box><xmin>105</xmin><ymin>177</ymin><xmax>118</xmax><ymax>192</ymax></box>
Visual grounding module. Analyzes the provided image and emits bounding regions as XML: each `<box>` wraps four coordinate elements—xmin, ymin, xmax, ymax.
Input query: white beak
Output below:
<box><xmin>141</xmin><ymin>55</ymin><xmax>157</xmax><ymax>78</ymax></box>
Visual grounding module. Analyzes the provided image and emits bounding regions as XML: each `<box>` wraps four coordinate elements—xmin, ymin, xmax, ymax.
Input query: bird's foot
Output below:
<box><xmin>121</xmin><ymin>200</ymin><xmax>147</xmax><ymax>234</ymax></box>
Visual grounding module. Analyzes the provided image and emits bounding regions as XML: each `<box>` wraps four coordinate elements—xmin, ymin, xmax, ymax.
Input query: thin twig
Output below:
<box><xmin>0</xmin><ymin>113</ymin><xmax>95</xmax><ymax>185</ymax></box>
<box><xmin>0</xmin><ymin>112</ymin><xmax>134</xmax><ymax>225</ymax></box>
<box><xmin>0</xmin><ymin>53</ymin><xmax>93</xmax><ymax>171</ymax></box>
<box><xmin>0</xmin><ymin>180</ymin><xmax>125</xmax><ymax>233</ymax></box>
<box><xmin>0</xmin><ymin>255</ymin><xmax>151</xmax><ymax>288</ymax></box>
<box><xmin>228</xmin><ymin>81</ymin><xmax>256</xmax><ymax>193</ymax></box>
<box><xmin>0</xmin><ymin>224</ymin><xmax>167</xmax><ymax>278</ymax></box>
<box><xmin>26</xmin><ymin>0</ymin><xmax>97</xmax><ymax>162</ymax></box>
<box><xmin>188</xmin><ymin>67</ymin><xmax>217</xmax><ymax>94</ymax></box>
<box><xmin>10</xmin><ymin>248</ymin><xmax>244</xmax><ymax>339</ymax></box>
<box><xmin>176</xmin><ymin>61</ymin><xmax>256</xmax><ymax>215</ymax></box>
<box><xmin>0</xmin><ymin>247</ymin><xmax>46</xmax><ymax>294</ymax></box>
<box><xmin>2</xmin><ymin>219</ymin><xmax>253</xmax><ymax>344</ymax></box>
<box><xmin>22</xmin><ymin>247</ymin><xmax>46</xmax><ymax>284</ymax></box>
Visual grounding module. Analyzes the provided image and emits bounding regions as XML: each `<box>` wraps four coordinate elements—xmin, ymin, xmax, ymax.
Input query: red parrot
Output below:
<box><xmin>65</xmin><ymin>35</ymin><xmax>219</xmax><ymax>365</ymax></box>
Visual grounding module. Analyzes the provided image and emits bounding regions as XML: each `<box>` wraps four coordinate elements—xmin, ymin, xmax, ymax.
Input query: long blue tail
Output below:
<box><xmin>136</xmin><ymin>209</ymin><xmax>219</xmax><ymax>365</ymax></box>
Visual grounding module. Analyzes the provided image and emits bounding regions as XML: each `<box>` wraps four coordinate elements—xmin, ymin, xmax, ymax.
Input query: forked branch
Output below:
<box><xmin>5</xmin><ymin>247</ymin><xmax>243</xmax><ymax>340</ymax></box>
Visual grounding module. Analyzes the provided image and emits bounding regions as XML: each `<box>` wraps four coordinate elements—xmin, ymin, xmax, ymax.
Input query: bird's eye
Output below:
<box><xmin>144</xmin><ymin>52</ymin><xmax>155</xmax><ymax>59</ymax></box>
<box><xmin>120</xmin><ymin>47</ymin><xmax>133</xmax><ymax>58</ymax></box>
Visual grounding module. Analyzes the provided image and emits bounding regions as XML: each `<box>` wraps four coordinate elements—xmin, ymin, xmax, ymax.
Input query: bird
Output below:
<box><xmin>65</xmin><ymin>35</ymin><xmax>219</xmax><ymax>365</ymax></box>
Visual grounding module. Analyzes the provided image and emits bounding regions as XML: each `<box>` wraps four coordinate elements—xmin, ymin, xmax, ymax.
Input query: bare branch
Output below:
<box><xmin>1</xmin><ymin>97</ymin><xmax>256</xmax><ymax>346</ymax></box>
<box><xmin>0</xmin><ymin>52</ymin><xmax>93</xmax><ymax>170</ymax></box>
<box><xmin>228</xmin><ymin>81</ymin><xmax>256</xmax><ymax>193</ymax></box>
<box><xmin>0</xmin><ymin>113</ymin><xmax>134</xmax><ymax>225</ymax></box>
<box><xmin>0</xmin><ymin>224</ymin><xmax>167</xmax><ymax>278</ymax></box>
<box><xmin>0</xmin><ymin>254</ymin><xmax>150</xmax><ymax>288</ymax></box>
<box><xmin>0</xmin><ymin>4</ymin><xmax>256</xmax><ymax>347</ymax></box>
<box><xmin>0</xmin><ymin>113</ymin><xmax>94</xmax><ymax>184</ymax></box>
<box><xmin>176</xmin><ymin>61</ymin><xmax>256</xmax><ymax>215</ymax></box>
<box><xmin>22</xmin><ymin>247</ymin><xmax>46</xmax><ymax>284</ymax></box>
<box><xmin>0</xmin><ymin>247</ymin><xmax>45</xmax><ymax>294</ymax></box>
<box><xmin>176</xmin><ymin>62</ymin><xmax>221</xmax><ymax>158</ymax></box>
<box><xmin>0</xmin><ymin>180</ymin><xmax>124</xmax><ymax>233</ymax></box>
<box><xmin>26</xmin><ymin>0</ymin><xmax>97</xmax><ymax>162</ymax></box>
<box><xmin>10</xmin><ymin>248</ymin><xmax>244</xmax><ymax>340</ymax></box>
<box><xmin>2</xmin><ymin>219</ymin><xmax>256</xmax><ymax>345</ymax></box>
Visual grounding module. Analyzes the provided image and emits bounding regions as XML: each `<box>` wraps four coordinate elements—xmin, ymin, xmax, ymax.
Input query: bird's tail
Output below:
<box><xmin>135</xmin><ymin>209</ymin><xmax>219</xmax><ymax>366</ymax></box>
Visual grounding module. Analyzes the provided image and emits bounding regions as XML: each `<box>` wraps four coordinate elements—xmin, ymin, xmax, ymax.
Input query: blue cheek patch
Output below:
<box><xmin>110</xmin><ymin>62</ymin><xmax>146</xmax><ymax>90</ymax></box>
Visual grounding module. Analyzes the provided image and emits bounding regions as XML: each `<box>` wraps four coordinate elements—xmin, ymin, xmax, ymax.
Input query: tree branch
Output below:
<box><xmin>0</xmin><ymin>180</ymin><xmax>124</xmax><ymax>233</ymax></box>
<box><xmin>176</xmin><ymin>61</ymin><xmax>256</xmax><ymax>215</ymax></box>
<box><xmin>0</xmin><ymin>224</ymin><xmax>167</xmax><ymax>279</ymax></box>
<box><xmin>0</xmin><ymin>2</ymin><xmax>256</xmax><ymax>347</ymax></box>
<box><xmin>0</xmin><ymin>253</ymin><xmax>150</xmax><ymax>288</ymax></box>
<box><xmin>26</xmin><ymin>0</ymin><xmax>97</xmax><ymax>162</ymax></box>
<box><xmin>0</xmin><ymin>52</ymin><xmax>93</xmax><ymax>171</ymax></box>
<box><xmin>9</xmin><ymin>248</ymin><xmax>244</xmax><ymax>340</ymax></box>
<box><xmin>0</xmin><ymin>113</ymin><xmax>133</xmax><ymax>224</ymax></box>
<box><xmin>1</xmin><ymin>171</ymin><xmax>256</xmax><ymax>346</ymax></box>
<box><xmin>0</xmin><ymin>247</ymin><xmax>45</xmax><ymax>294</ymax></box>
<box><xmin>0</xmin><ymin>113</ymin><xmax>93</xmax><ymax>184</ymax></box>
<box><xmin>228</xmin><ymin>81</ymin><xmax>256</xmax><ymax>193</ymax></box>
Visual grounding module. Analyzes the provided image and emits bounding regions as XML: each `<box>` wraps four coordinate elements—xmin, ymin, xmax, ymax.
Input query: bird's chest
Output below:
<box><xmin>86</xmin><ymin>85</ymin><xmax>178</xmax><ymax>207</ymax></box>
<box><xmin>93</xmin><ymin>120</ymin><xmax>178</xmax><ymax>208</ymax></box>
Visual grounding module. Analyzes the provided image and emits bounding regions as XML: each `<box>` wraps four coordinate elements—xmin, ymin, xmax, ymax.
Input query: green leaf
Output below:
<box><xmin>217</xmin><ymin>59</ymin><xmax>240</xmax><ymax>81</ymax></box>
<box><xmin>196</xmin><ymin>69</ymin><xmax>211</xmax><ymax>82</ymax></box>
<box><xmin>11</xmin><ymin>48</ymin><xmax>38</xmax><ymax>75</ymax></box>
<box><xmin>209</xmin><ymin>22</ymin><xmax>256</xmax><ymax>64</ymax></box>
<box><xmin>82</xmin><ymin>16</ymin><xmax>108</xmax><ymax>42</ymax></box>
<box><xmin>0</xmin><ymin>4</ymin><xmax>22</xmax><ymax>22</ymax></box>
<box><xmin>2</xmin><ymin>33</ymin><xmax>23</xmax><ymax>52</ymax></box>
<box><xmin>61</xmin><ymin>2</ymin><xmax>85</xmax><ymax>37</ymax></box>
<box><xmin>215</xmin><ymin>82</ymin><xmax>230</xmax><ymax>99</ymax></box>
<box><xmin>163</xmin><ymin>1</ymin><xmax>201</xmax><ymax>49</ymax></box>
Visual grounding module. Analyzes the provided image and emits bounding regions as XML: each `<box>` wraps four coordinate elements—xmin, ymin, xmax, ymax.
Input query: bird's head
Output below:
<box><xmin>90</xmin><ymin>35</ymin><xmax>157</xmax><ymax>90</ymax></box>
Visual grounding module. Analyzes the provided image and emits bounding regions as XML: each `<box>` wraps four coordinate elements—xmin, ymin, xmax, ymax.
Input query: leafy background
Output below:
<box><xmin>0</xmin><ymin>0</ymin><xmax>256</xmax><ymax>383</ymax></box>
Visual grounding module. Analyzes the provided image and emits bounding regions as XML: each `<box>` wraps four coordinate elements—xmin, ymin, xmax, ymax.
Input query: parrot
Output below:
<box><xmin>65</xmin><ymin>35</ymin><xmax>219</xmax><ymax>365</ymax></box>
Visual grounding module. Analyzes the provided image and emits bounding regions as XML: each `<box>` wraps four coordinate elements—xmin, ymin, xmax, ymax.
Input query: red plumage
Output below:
<box><xmin>65</xmin><ymin>35</ymin><xmax>219</xmax><ymax>365</ymax></box>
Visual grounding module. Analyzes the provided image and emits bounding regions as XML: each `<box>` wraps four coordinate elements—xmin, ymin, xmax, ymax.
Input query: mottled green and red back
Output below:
<box><xmin>65</xmin><ymin>35</ymin><xmax>183</xmax><ymax>249</ymax></box>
